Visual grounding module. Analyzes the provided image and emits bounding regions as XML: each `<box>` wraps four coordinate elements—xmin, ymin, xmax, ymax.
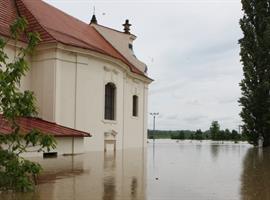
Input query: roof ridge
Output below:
<box><xmin>17</xmin><ymin>0</ymin><xmax>118</xmax><ymax>59</ymax></box>
<box><xmin>95</xmin><ymin>24</ymin><xmax>136</xmax><ymax>37</ymax></box>
<box><xmin>16</xmin><ymin>0</ymin><xmax>56</xmax><ymax>43</ymax></box>
<box><xmin>45</xmin><ymin>26</ymin><xmax>138</xmax><ymax>66</ymax></box>
<box><xmin>92</xmin><ymin>26</ymin><xmax>144</xmax><ymax>76</ymax></box>
<box><xmin>45</xmin><ymin>26</ymin><xmax>108</xmax><ymax>55</ymax></box>
<box><xmin>13</xmin><ymin>0</ymin><xmax>20</xmax><ymax>18</ymax></box>
<box><xmin>40</xmin><ymin>0</ymin><xmax>90</xmax><ymax>27</ymax></box>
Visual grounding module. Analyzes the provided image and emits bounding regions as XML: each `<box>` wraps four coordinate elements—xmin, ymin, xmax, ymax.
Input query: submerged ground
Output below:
<box><xmin>1</xmin><ymin>140</ymin><xmax>269</xmax><ymax>200</ymax></box>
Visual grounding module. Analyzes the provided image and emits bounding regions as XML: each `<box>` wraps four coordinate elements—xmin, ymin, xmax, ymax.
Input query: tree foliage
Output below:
<box><xmin>194</xmin><ymin>129</ymin><xmax>203</xmax><ymax>140</ymax></box>
<box><xmin>148</xmin><ymin>121</ymin><xmax>246</xmax><ymax>141</ymax></box>
<box><xmin>239</xmin><ymin>0</ymin><xmax>270</xmax><ymax>146</ymax></box>
<box><xmin>0</xmin><ymin>17</ymin><xmax>56</xmax><ymax>192</ymax></box>
<box><xmin>209</xmin><ymin>121</ymin><xmax>220</xmax><ymax>141</ymax></box>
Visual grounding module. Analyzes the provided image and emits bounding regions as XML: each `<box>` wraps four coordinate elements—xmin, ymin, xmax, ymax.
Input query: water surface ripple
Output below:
<box><xmin>1</xmin><ymin>140</ymin><xmax>269</xmax><ymax>200</ymax></box>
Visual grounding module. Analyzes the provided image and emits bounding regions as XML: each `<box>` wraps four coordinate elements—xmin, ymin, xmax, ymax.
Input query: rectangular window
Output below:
<box><xmin>43</xmin><ymin>152</ymin><xmax>57</xmax><ymax>158</ymax></box>
<box><xmin>132</xmin><ymin>95</ymin><xmax>138</xmax><ymax>117</ymax></box>
<box><xmin>105</xmin><ymin>83</ymin><xmax>116</xmax><ymax>120</ymax></box>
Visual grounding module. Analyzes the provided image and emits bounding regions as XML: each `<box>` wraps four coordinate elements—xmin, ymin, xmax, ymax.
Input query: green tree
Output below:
<box><xmin>178</xmin><ymin>131</ymin><xmax>186</xmax><ymax>140</ymax></box>
<box><xmin>209</xmin><ymin>121</ymin><xmax>220</xmax><ymax>140</ymax></box>
<box><xmin>219</xmin><ymin>130</ymin><xmax>225</xmax><ymax>141</ymax></box>
<box><xmin>239</xmin><ymin>0</ymin><xmax>270</xmax><ymax>146</ymax></box>
<box><xmin>204</xmin><ymin>130</ymin><xmax>210</xmax><ymax>139</ymax></box>
<box><xmin>231</xmin><ymin>130</ymin><xmax>240</xmax><ymax>141</ymax></box>
<box><xmin>0</xmin><ymin>18</ymin><xmax>56</xmax><ymax>191</ymax></box>
<box><xmin>224</xmin><ymin>129</ymin><xmax>231</xmax><ymax>140</ymax></box>
<box><xmin>171</xmin><ymin>131</ymin><xmax>186</xmax><ymax>140</ymax></box>
<box><xmin>194</xmin><ymin>129</ymin><xmax>203</xmax><ymax>140</ymax></box>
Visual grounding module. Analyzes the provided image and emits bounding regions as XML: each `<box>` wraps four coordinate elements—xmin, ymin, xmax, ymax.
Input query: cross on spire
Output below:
<box><xmin>123</xmin><ymin>19</ymin><xmax>131</xmax><ymax>34</ymax></box>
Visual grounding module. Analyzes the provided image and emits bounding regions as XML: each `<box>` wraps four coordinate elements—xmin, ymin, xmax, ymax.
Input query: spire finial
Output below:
<box><xmin>90</xmin><ymin>6</ymin><xmax>97</xmax><ymax>24</ymax></box>
<box><xmin>123</xmin><ymin>19</ymin><xmax>131</xmax><ymax>34</ymax></box>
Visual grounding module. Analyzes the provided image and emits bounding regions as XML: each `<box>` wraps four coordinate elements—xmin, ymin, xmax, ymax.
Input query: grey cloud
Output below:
<box><xmin>166</xmin><ymin>114</ymin><xmax>178</xmax><ymax>120</ymax></box>
<box><xmin>149</xmin><ymin>78</ymin><xmax>189</xmax><ymax>96</ymax></box>
<box><xmin>183</xmin><ymin>115</ymin><xmax>207</xmax><ymax>123</ymax></box>
<box><xmin>218</xmin><ymin>98</ymin><xmax>239</xmax><ymax>104</ymax></box>
<box><xmin>185</xmin><ymin>99</ymin><xmax>201</xmax><ymax>106</ymax></box>
<box><xmin>216</xmin><ymin>116</ymin><xmax>234</xmax><ymax>122</ymax></box>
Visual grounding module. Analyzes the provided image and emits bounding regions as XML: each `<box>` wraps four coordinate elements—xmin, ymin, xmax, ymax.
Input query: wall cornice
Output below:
<box><xmin>40</xmin><ymin>43</ymin><xmax>152</xmax><ymax>84</ymax></box>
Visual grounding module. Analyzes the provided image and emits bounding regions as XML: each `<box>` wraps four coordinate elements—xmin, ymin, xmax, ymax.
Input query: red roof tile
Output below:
<box><xmin>0</xmin><ymin>0</ymin><xmax>150</xmax><ymax>79</ymax></box>
<box><xmin>0</xmin><ymin>0</ymin><xmax>17</xmax><ymax>38</ymax></box>
<box><xmin>0</xmin><ymin>116</ymin><xmax>91</xmax><ymax>137</ymax></box>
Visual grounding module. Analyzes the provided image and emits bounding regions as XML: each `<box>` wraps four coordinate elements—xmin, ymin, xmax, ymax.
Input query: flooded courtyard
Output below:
<box><xmin>1</xmin><ymin>140</ymin><xmax>270</xmax><ymax>200</ymax></box>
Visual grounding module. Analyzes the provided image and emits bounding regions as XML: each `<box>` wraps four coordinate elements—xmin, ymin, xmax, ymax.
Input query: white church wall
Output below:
<box><xmin>31</xmin><ymin>49</ymin><xmax>57</xmax><ymax>122</ymax></box>
<box><xmin>53</xmin><ymin>48</ymin><xmax>147</xmax><ymax>152</ymax></box>
<box><xmin>55</xmin><ymin>51</ymin><xmax>76</xmax><ymax>129</ymax></box>
<box><xmin>54</xmin><ymin>49</ymin><xmax>124</xmax><ymax>151</ymax></box>
<box><xmin>4</xmin><ymin>41</ymin><xmax>149</xmax><ymax>153</ymax></box>
<box><xmin>143</xmin><ymin>86</ymin><xmax>149</xmax><ymax>147</ymax></box>
<box><xmin>56</xmin><ymin>137</ymin><xmax>84</xmax><ymax>155</ymax></box>
<box><xmin>76</xmin><ymin>56</ymin><xmax>121</xmax><ymax>152</ymax></box>
<box><xmin>123</xmin><ymin>77</ymin><xmax>146</xmax><ymax>149</ymax></box>
<box><xmin>5</xmin><ymin>42</ymin><xmax>32</xmax><ymax>92</ymax></box>
<box><xmin>93</xmin><ymin>25</ymin><xmax>147</xmax><ymax>73</ymax></box>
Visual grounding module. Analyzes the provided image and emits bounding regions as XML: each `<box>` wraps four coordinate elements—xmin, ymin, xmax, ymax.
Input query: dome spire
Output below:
<box><xmin>90</xmin><ymin>6</ymin><xmax>97</xmax><ymax>24</ymax></box>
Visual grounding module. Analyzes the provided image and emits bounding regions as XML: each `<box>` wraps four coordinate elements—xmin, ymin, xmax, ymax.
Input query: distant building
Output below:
<box><xmin>0</xmin><ymin>0</ymin><xmax>152</xmax><ymax>156</ymax></box>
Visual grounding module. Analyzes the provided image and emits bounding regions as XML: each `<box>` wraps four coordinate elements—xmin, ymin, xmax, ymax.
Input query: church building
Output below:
<box><xmin>0</xmin><ymin>0</ymin><xmax>152</xmax><ymax>155</ymax></box>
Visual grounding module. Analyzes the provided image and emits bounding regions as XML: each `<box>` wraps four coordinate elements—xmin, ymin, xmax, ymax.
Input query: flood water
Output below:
<box><xmin>1</xmin><ymin>140</ymin><xmax>270</xmax><ymax>200</ymax></box>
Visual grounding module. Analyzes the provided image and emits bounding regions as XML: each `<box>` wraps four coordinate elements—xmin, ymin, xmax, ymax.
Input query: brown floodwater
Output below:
<box><xmin>0</xmin><ymin>140</ymin><xmax>270</xmax><ymax>200</ymax></box>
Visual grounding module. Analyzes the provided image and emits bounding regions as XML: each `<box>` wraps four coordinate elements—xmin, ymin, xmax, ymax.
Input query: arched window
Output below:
<box><xmin>105</xmin><ymin>83</ymin><xmax>116</xmax><ymax>120</ymax></box>
<box><xmin>132</xmin><ymin>95</ymin><xmax>138</xmax><ymax>117</ymax></box>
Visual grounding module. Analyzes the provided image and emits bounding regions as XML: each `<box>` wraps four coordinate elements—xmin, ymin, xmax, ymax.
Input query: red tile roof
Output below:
<box><xmin>0</xmin><ymin>0</ymin><xmax>17</xmax><ymax>38</ymax></box>
<box><xmin>0</xmin><ymin>116</ymin><xmax>91</xmax><ymax>137</ymax></box>
<box><xmin>0</xmin><ymin>0</ymin><xmax>150</xmax><ymax>79</ymax></box>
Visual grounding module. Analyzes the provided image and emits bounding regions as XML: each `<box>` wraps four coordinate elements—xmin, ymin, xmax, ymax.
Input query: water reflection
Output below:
<box><xmin>103</xmin><ymin>152</ymin><xmax>116</xmax><ymax>200</ymax></box>
<box><xmin>210</xmin><ymin>143</ymin><xmax>220</xmax><ymax>161</ymax></box>
<box><xmin>5</xmin><ymin>140</ymin><xmax>270</xmax><ymax>200</ymax></box>
<box><xmin>131</xmin><ymin>177</ymin><xmax>138</xmax><ymax>200</ymax></box>
<box><xmin>148</xmin><ymin>140</ymin><xmax>251</xmax><ymax>200</ymax></box>
<box><xmin>37</xmin><ymin>155</ymin><xmax>86</xmax><ymax>184</ymax></box>
<box><xmin>103</xmin><ymin>176</ymin><xmax>115</xmax><ymax>200</ymax></box>
<box><xmin>241</xmin><ymin>147</ymin><xmax>270</xmax><ymax>200</ymax></box>
<box><xmin>0</xmin><ymin>149</ymin><xmax>146</xmax><ymax>200</ymax></box>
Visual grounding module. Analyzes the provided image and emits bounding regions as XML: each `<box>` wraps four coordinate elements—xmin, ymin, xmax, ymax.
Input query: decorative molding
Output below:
<box><xmin>104</xmin><ymin>129</ymin><xmax>118</xmax><ymax>141</ymax></box>
<box><xmin>104</xmin><ymin>65</ymin><xmax>111</xmax><ymax>72</ymax></box>
<box><xmin>55</xmin><ymin>43</ymin><xmax>152</xmax><ymax>84</ymax></box>
<box><xmin>112</xmin><ymin>69</ymin><xmax>119</xmax><ymax>75</ymax></box>
<box><xmin>134</xmin><ymin>87</ymin><xmax>138</xmax><ymax>95</ymax></box>
<box><xmin>133</xmin><ymin>78</ymin><xmax>140</xmax><ymax>84</ymax></box>
<box><xmin>102</xmin><ymin>119</ymin><xmax>117</xmax><ymax>124</ymax></box>
<box><xmin>104</xmin><ymin>66</ymin><xmax>119</xmax><ymax>75</ymax></box>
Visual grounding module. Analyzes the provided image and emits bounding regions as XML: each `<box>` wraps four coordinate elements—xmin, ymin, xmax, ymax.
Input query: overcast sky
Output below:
<box><xmin>45</xmin><ymin>0</ymin><xmax>243</xmax><ymax>131</ymax></box>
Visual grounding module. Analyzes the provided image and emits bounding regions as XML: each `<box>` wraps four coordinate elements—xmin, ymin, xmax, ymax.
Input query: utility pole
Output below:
<box><xmin>150</xmin><ymin>112</ymin><xmax>159</xmax><ymax>169</ymax></box>
<box><xmin>150</xmin><ymin>113</ymin><xmax>159</xmax><ymax>142</ymax></box>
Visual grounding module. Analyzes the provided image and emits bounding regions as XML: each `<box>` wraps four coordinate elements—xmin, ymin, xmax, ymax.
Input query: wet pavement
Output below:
<box><xmin>1</xmin><ymin>140</ymin><xmax>270</xmax><ymax>200</ymax></box>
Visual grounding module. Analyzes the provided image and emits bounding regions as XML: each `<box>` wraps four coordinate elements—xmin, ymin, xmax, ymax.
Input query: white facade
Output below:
<box><xmin>4</xmin><ymin>28</ymin><xmax>151</xmax><ymax>153</ymax></box>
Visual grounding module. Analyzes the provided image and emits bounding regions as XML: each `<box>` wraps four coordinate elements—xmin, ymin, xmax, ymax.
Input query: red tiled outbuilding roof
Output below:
<box><xmin>0</xmin><ymin>116</ymin><xmax>91</xmax><ymax>137</ymax></box>
<box><xmin>0</xmin><ymin>0</ymin><xmax>150</xmax><ymax>79</ymax></box>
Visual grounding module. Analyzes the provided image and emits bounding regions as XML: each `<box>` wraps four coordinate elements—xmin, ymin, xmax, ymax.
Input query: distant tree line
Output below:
<box><xmin>148</xmin><ymin>121</ymin><xmax>247</xmax><ymax>142</ymax></box>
